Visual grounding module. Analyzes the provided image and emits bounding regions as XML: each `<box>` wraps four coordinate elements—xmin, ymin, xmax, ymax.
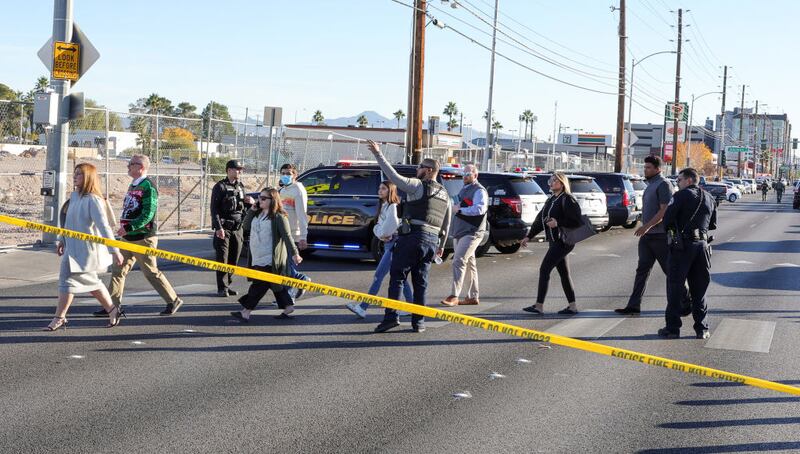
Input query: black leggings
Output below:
<box><xmin>238</xmin><ymin>265</ymin><xmax>293</xmax><ymax>310</ymax></box>
<box><xmin>537</xmin><ymin>240</ymin><xmax>576</xmax><ymax>305</ymax></box>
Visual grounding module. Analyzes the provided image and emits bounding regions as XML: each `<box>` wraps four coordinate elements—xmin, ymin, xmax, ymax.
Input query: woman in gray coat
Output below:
<box><xmin>230</xmin><ymin>187</ymin><xmax>302</xmax><ymax>322</ymax></box>
<box><xmin>47</xmin><ymin>163</ymin><xmax>124</xmax><ymax>331</ymax></box>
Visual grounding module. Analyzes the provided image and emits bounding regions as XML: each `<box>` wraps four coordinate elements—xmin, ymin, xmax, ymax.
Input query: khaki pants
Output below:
<box><xmin>451</xmin><ymin>232</ymin><xmax>484</xmax><ymax>299</ymax></box>
<box><xmin>109</xmin><ymin>236</ymin><xmax>178</xmax><ymax>306</ymax></box>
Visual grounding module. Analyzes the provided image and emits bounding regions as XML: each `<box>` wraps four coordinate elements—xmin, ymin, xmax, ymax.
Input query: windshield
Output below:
<box><xmin>508</xmin><ymin>177</ymin><xmax>545</xmax><ymax>195</ymax></box>
<box><xmin>631</xmin><ymin>179</ymin><xmax>647</xmax><ymax>191</ymax></box>
<box><xmin>570</xmin><ymin>179</ymin><xmax>602</xmax><ymax>193</ymax></box>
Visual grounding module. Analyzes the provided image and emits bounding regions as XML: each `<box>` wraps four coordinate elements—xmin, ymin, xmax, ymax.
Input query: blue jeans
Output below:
<box><xmin>287</xmin><ymin>256</ymin><xmax>309</xmax><ymax>300</ymax></box>
<box><xmin>383</xmin><ymin>231</ymin><xmax>439</xmax><ymax>326</ymax></box>
<box><xmin>360</xmin><ymin>239</ymin><xmax>413</xmax><ymax>310</ymax></box>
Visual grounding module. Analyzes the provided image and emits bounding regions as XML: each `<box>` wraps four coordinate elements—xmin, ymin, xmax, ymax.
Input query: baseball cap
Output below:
<box><xmin>226</xmin><ymin>159</ymin><xmax>244</xmax><ymax>170</ymax></box>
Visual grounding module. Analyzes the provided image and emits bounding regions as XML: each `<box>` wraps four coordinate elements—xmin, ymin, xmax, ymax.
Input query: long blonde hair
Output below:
<box><xmin>75</xmin><ymin>162</ymin><xmax>103</xmax><ymax>197</ymax></box>
<box><xmin>551</xmin><ymin>171</ymin><xmax>571</xmax><ymax>195</ymax></box>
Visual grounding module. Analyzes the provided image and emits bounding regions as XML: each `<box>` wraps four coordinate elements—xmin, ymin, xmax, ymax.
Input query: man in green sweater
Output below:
<box><xmin>96</xmin><ymin>154</ymin><xmax>183</xmax><ymax>317</ymax></box>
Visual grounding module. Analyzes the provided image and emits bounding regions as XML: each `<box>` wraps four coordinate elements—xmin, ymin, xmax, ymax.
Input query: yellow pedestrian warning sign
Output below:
<box><xmin>52</xmin><ymin>41</ymin><xmax>80</xmax><ymax>81</ymax></box>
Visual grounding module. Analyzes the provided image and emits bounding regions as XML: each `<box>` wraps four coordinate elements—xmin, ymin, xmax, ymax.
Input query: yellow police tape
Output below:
<box><xmin>2</xmin><ymin>212</ymin><xmax>799</xmax><ymax>397</ymax></box>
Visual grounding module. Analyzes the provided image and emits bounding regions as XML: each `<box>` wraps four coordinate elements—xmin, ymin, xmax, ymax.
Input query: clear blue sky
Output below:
<box><xmin>2</xmin><ymin>0</ymin><xmax>797</xmax><ymax>140</ymax></box>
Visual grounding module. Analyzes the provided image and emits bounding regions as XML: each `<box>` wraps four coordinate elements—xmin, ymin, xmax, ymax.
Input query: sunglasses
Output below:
<box><xmin>418</xmin><ymin>164</ymin><xmax>433</xmax><ymax>170</ymax></box>
<box><xmin>259</xmin><ymin>196</ymin><xmax>272</xmax><ymax>201</ymax></box>
<box><xmin>127</xmin><ymin>162</ymin><xmax>142</xmax><ymax>167</ymax></box>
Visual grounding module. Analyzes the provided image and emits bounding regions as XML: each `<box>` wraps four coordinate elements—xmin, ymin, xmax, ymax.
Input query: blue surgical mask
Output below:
<box><xmin>280</xmin><ymin>175</ymin><xmax>292</xmax><ymax>186</ymax></box>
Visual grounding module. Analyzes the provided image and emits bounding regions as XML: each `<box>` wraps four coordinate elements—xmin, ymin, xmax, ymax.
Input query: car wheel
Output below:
<box><xmin>728</xmin><ymin>194</ymin><xmax>738</xmax><ymax>203</ymax></box>
<box><xmin>494</xmin><ymin>242</ymin><xmax>521</xmax><ymax>254</ymax></box>
<box><xmin>622</xmin><ymin>220</ymin><xmax>638</xmax><ymax>229</ymax></box>
<box><xmin>475</xmin><ymin>240</ymin><xmax>492</xmax><ymax>257</ymax></box>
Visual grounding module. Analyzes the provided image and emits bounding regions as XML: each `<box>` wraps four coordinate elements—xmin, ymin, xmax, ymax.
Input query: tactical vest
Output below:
<box><xmin>217</xmin><ymin>178</ymin><xmax>245</xmax><ymax>221</ymax></box>
<box><xmin>451</xmin><ymin>182</ymin><xmax>487</xmax><ymax>238</ymax></box>
<box><xmin>403</xmin><ymin>180</ymin><xmax>449</xmax><ymax>233</ymax></box>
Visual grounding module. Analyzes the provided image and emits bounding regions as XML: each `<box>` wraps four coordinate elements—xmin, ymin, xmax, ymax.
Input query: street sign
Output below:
<box><xmin>559</xmin><ymin>133</ymin><xmax>612</xmax><ymax>147</ymax></box>
<box><xmin>724</xmin><ymin>146</ymin><xmax>749</xmax><ymax>162</ymax></box>
<box><xmin>664</xmin><ymin>121</ymin><xmax>687</xmax><ymax>143</ymax></box>
<box><xmin>663</xmin><ymin>143</ymin><xmax>673</xmax><ymax>162</ymax></box>
<box><xmin>38</xmin><ymin>23</ymin><xmax>100</xmax><ymax>85</ymax></box>
<box><xmin>623</xmin><ymin>130</ymin><xmax>639</xmax><ymax>148</ymax></box>
<box><xmin>53</xmin><ymin>41</ymin><xmax>79</xmax><ymax>80</ymax></box>
<box><xmin>664</xmin><ymin>102</ymin><xmax>689</xmax><ymax>121</ymax></box>
<box><xmin>264</xmin><ymin>106</ymin><xmax>283</xmax><ymax>127</ymax></box>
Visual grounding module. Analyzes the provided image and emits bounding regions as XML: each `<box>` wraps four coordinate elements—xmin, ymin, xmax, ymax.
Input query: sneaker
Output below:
<box><xmin>295</xmin><ymin>274</ymin><xmax>311</xmax><ymax>300</ymax></box>
<box><xmin>657</xmin><ymin>327</ymin><xmax>679</xmax><ymax>339</ymax></box>
<box><xmin>345</xmin><ymin>303</ymin><xmax>367</xmax><ymax>319</ymax></box>
<box><xmin>696</xmin><ymin>330</ymin><xmax>711</xmax><ymax>339</ymax></box>
<box><xmin>160</xmin><ymin>298</ymin><xmax>184</xmax><ymax>316</ymax></box>
<box><xmin>614</xmin><ymin>306</ymin><xmax>641</xmax><ymax>315</ymax></box>
<box><xmin>374</xmin><ymin>320</ymin><xmax>400</xmax><ymax>333</ymax></box>
<box><xmin>412</xmin><ymin>323</ymin><xmax>426</xmax><ymax>333</ymax></box>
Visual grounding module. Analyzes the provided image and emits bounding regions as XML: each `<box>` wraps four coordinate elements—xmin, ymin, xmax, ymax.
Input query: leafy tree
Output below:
<box><xmin>674</xmin><ymin>142</ymin><xmax>714</xmax><ymax>174</ymax></box>
<box><xmin>71</xmin><ymin>99</ymin><xmax>122</xmax><ymax>131</ymax></box>
<box><xmin>176</xmin><ymin>102</ymin><xmax>198</xmax><ymax>118</ymax></box>
<box><xmin>443</xmin><ymin>101</ymin><xmax>458</xmax><ymax>131</ymax></box>
<box><xmin>482</xmin><ymin>110</ymin><xmax>495</xmax><ymax>121</ymax></box>
<box><xmin>357</xmin><ymin>114</ymin><xmax>369</xmax><ymax>128</ymax></box>
<box><xmin>492</xmin><ymin>121</ymin><xmax>503</xmax><ymax>143</ymax></box>
<box><xmin>0</xmin><ymin>83</ymin><xmax>17</xmax><ymax>100</ymax></box>
<box><xmin>161</xmin><ymin>127</ymin><xmax>199</xmax><ymax>161</ymax></box>
<box><xmin>201</xmin><ymin>101</ymin><xmax>236</xmax><ymax>142</ymax></box>
<box><xmin>393</xmin><ymin>109</ymin><xmax>405</xmax><ymax>128</ymax></box>
<box><xmin>312</xmin><ymin>110</ymin><xmax>325</xmax><ymax>125</ymax></box>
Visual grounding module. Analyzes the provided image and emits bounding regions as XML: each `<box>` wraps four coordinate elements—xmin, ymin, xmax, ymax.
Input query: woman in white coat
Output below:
<box><xmin>345</xmin><ymin>180</ymin><xmax>413</xmax><ymax>318</ymax></box>
<box><xmin>46</xmin><ymin>163</ymin><xmax>124</xmax><ymax>331</ymax></box>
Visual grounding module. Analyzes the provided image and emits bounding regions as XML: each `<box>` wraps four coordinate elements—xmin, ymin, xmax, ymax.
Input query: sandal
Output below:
<box><xmin>44</xmin><ymin>317</ymin><xmax>68</xmax><ymax>331</ymax></box>
<box><xmin>107</xmin><ymin>306</ymin><xmax>126</xmax><ymax>328</ymax></box>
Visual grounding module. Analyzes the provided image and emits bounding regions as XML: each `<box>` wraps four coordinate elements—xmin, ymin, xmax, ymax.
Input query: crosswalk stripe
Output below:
<box><xmin>546</xmin><ymin>310</ymin><xmax>625</xmax><ymax>340</ymax></box>
<box><xmin>705</xmin><ymin>318</ymin><xmax>776</xmax><ymax>353</ymax></box>
<box><xmin>425</xmin><ymin>302</ymin><xmax>502</xmax><ymax>328</ymax></box>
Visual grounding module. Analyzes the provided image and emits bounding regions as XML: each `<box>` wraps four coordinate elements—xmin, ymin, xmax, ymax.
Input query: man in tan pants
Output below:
<box><xmin>442</xmin><ymin>164</ymin><xmax>488</xmax><ymax>307</ymax></box>
<box><xmin>95</xmin><ymin>154</ymin><xmax>183</xmax><ymax>317</ymax></box>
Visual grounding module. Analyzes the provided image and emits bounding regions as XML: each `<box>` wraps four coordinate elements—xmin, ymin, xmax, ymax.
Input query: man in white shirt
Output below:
<box><xmin>278</xmin><ymin>163</ymin><xmax>311</xmax><ymax>300</ymax></box>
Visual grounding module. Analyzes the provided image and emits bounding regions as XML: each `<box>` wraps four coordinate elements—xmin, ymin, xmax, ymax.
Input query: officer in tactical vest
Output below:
<box><xmin>367</xmin><ymin>140</ymin><xmax>452</xmax><ymax>333</ymax></box>
<box><xmin>210</xmin><ymin>160</ymin><xmax>253</xmax><ymax>297</ymax></box>
<box><xmin>658</xmin><ymin>167</ymin><xmax>717</xmax><ymax>340</ymax></box>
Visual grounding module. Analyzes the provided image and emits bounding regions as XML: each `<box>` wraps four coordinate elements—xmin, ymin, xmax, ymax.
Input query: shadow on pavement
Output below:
<box><xmin>712</xmin><ymin>267</ymin><xmax>800</xmax><ymax>291</ymax></box>
<box><xmin>658</xmin><ymin>417</ymin><xmax>800</xmax><ymax>429</ymax></box>
<box><xmin>691</xmin><ymin>379</ymin><xmax>800</xmax><ymax>388</ymax></box>
<box><xmin>638</xmin><ymin>441</ymin><xmax>800</xmax><ymax>454</ymax></box>
<box><xmin>675</xmin><ymin>397</ymin><xmax>800</xmax><ymax>406</ymax></box>
<box><xmin>713</xmin><ymin>240</ymin><xmax>800</xmax><ymax>253</ymax></box>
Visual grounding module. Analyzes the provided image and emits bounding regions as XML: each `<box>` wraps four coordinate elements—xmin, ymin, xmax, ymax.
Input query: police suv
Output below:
<box><xmin>262</xmin><ymin>161</ymin><xmax>547</xmax><ymax>261</ymax></box>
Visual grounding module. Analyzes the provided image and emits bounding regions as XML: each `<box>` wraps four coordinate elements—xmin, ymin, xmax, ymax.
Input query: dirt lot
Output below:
<box><xmin>0</xmin><ymin>154</ymin><xmax>268</xmax><ymax>248</ymax></box>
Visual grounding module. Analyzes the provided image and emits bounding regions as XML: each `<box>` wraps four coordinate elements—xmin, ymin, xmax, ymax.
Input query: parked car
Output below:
<box><xmin>248</xmin><ymin>161</ymin><xmax>547</xmax><ymax>261</ymax></box>
<box><xmin>741</xmin><ymin>178</ymin><xmax>758</xmax><ymax>194</ymax></box>
<box><xmin>439</xmin><ymin>169</ymin><xmax>548</xmax><ymax>255</ymax></box>
<box><xmin>722</xmin><ymin>181</ymin><xmax>742</xmax><ymax>202</ymax></box>
<box><xmin>724</xmin><ymin>178</ymin><xmax>749</xmax><ymax>195</ymax></box>
<box><xmin>531</xmin><ymin>173</ymin><xmax>609</xmax><ymax>231</ymax></box>
<box><xmin>699</xmin><ymin>182</ymin><xmax>728</xmax><ymax>206</ymax></box>
<box><xmin>628</xmin><ymin>175</ymin><xmax>646</xmax><ymax>214</ymax></box>
<box><xmin>569</xmin><ymin>172</ymin><xmax>639</xmax><ymax>230</ymax></box>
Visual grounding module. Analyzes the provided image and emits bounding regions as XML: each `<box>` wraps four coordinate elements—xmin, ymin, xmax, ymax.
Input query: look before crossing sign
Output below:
<box><xmin>52</xmin><ymin>41</ymin><xmax>79</xmax><ymax>81</ymax></box>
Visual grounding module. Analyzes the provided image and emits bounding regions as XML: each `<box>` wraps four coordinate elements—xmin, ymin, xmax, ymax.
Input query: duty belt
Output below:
<box><xmin>681</xmin><ymin>229</ymin><xmax>708</xmax><ymax>241</ymax></box>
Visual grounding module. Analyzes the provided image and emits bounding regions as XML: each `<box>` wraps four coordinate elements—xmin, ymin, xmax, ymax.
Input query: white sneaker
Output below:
<box><xmin>345</xmin><ymin>303</ymin><xmax>367</xmax><ymax>319</ymax></box>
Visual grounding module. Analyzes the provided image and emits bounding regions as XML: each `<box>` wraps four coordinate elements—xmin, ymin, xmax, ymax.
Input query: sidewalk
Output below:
<box><xmin>0</xmin><ymin>233</ymin><xmax>216</xmax><ymax>290</ymax></box>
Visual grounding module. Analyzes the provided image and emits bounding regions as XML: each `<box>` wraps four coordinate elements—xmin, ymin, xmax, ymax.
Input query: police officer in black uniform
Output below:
<box><xmin>658</xmin><ymin>167</ymin><xmax>717</xmax><ymax>340</ymax></box>
<box><xmin>211</xmin><ymin>159</ymin><xmax>253</xmax><ymax>297</ymax></box>
<box><xmin>367</xmin><ymin>140</ymin><xmax>452</xmax><ymax>333</ymax></box>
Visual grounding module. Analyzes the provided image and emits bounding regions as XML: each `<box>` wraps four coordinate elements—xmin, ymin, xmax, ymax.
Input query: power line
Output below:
<box><xmin>638</xmin><ymin>0</ymin><xmax>672</xmax><ymax>27</ymax></box>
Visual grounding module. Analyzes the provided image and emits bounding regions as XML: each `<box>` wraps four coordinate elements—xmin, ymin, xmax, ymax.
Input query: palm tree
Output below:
<box><xmin>447</xmin><ymin>118</ymin><xmax>458</xmax><ymax>131</ymax></box>
<box><xmin>312</xmin><ymin>110</ymin><xmax>325</xmax><ymax>125</ymax></box>
<box><xmin>357</xmin><ymin>114</ymin><xmax>369</xmax><ymax>128</ymax></box>
<box><xmin>482</xmin><ymin>109</ymin><xmax>495</xmax><ymax>121</ymax></box>
<box><xmin>520</xmin><ymin>109</ymin><xmax>534</xmax><ymax>141</ymax></box>
<box><xmin>176</xmin><ymin>102</ymin><xmax>197</xmax><ymax>117</ymax></box>
<box><xmin>393</xmin><ymin>109</ymin><xmax>405</xmax><ymax>128</ymax></box>
<box><xmin>492</xmin><ymin>121</ymin><xmax>503</xmax><ymax>144</ymax></box>
<box><xmin>443</xmin><ymin>101</ymin><xmax>458</xmax><ymax>131</ymax></box>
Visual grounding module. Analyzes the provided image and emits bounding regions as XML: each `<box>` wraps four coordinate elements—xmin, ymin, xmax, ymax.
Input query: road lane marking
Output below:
<box><xmin>5</xmin><ymin>213</ymin><xmax>800</xmax><ymax>397</ymax></box>
<box><xmin>547</xmin><ymin>310</ymin><xmax>625</xmax><ymax>340</ymax></box>
<box><xmin>749</xmin><ymin>223</ymin><xmax>757</xmax><ymax>228</ymax></box>
<box><xmin>705</xmin><ymin>319</ymin><xmax>776</xmax><ymax>353</ymax></box>
<box><xmin>730</xmin><ymin>260</ymin><xmax>755</xmax><ymax>265</ymax></box>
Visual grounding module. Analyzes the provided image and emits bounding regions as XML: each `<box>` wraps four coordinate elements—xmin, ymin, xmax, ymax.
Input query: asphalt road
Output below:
<box><xmin>1</xmin><ymin>193</ymin><xmax>799</xmax><ymax>453</ymax></box>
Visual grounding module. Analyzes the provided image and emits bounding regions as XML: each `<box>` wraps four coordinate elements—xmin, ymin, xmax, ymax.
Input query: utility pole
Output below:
<box><xmin>551</xmin><ymin>101</ymin><xmax>558</xmax><ymax>170</ymax></box>
<box><xmin>483</xmin><ymin>0</ymin><xmax>499</xmax><ymax>171</ymax></box>
<box><xmin>718</xmin><ymin>65</ymin><xmax>727</xmax><ymax>179</ymax></box>
<box><xmin>670</xmin><ymin>8</ymin><xmax>682</xmax><ymax>176</ymax></box>
<box><xmin>406</xmin><ymin>0</ymin><xmax>426</xmax><ymax>164</ymax></box>
<box><xmin>737</xmin><ymin>85</ymin><xmax>745</xmax><ymax>177</ymax></box>
<box><xmin>614</xmin><ymin>0</ymin><xmax>626</xmax><ymax>173</ymax></box>
<box><xmin>751</xmin><ymin>100</ymin><xmax>758</xmax><ymax>179</ymax></box>
<box><xmin>42</xmin><ymin>0</ymin><xmax>73</xmax><ymax>243</ymax></box>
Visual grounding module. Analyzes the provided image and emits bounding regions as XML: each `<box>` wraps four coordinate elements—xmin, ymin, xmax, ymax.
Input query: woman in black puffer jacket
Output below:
<box><xmin>520</xmin><ymin>172</ymin><xmax>583</xmax><ymax>316</ymax></box>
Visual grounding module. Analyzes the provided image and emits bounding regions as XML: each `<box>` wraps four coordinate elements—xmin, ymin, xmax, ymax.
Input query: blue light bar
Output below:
<box><xmin>342</xmin><ymin>244</ymin><xmax>360</xmax><ymax>250</ymax></box>
<box><xmin>311</xmin><ymin>243</ymin><xmax>330</xmax><ymax>248</ymax></box>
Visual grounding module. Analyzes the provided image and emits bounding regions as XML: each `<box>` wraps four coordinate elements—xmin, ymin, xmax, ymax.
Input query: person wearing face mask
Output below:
<box><xmin>210</xmin><ymin>160</ymin><xmax>254</xmax><ymax>297</ymax></box>
<box><xmin>277</xmin><ymin>163</ymin><xmax>311</xmax><ymax>302</ymax></box>
<box><xmin>441</xmin><ymin>164</ymin><xmax>488</xmax><ymax>307</ymax></box>
<box><xmin>367</xmin><ymin>140</ymin><xmax>451</xmax><ymax>334</ymax></box>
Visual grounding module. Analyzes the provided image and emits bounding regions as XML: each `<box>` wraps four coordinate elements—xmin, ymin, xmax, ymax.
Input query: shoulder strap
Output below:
<box><xmin>680</xmin><ymin>189</ymin><xmax>704</xmax><ymax>233</ymax></box>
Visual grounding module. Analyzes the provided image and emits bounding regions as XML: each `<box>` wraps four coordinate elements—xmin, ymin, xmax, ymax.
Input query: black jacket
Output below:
<box><xmin>528</xmin><ymin>192</ymin><xmax>582</xmax><ymax>242</ymax></box>
<box><xmin>663</xmin><ymin>185</ymin><xmax>717</xmax><ymax>235</ymax></box>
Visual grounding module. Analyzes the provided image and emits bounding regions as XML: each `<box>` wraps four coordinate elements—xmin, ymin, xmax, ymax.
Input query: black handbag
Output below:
<box><xmin>559</xmin><ymin>215</ymin><xmax>595</xmax><ymax>245</ymax></box>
